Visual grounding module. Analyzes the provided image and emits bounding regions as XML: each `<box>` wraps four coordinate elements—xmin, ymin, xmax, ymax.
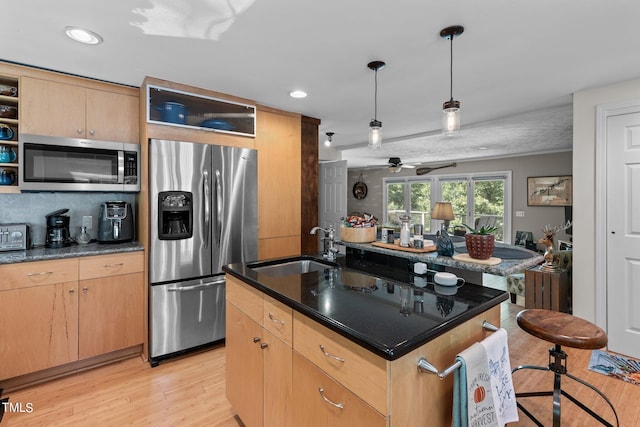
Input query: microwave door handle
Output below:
<box><xmin>203</xmin><ymin>169</ymin><xmax>210</xmax><ymax>249</ymax></box>
<box><xmin>215</xmin><ymin>170</ymin><xmax>222</xmax><ymax>248</ymax></box>
<box><xmin>117</xmin><ymin>150</ymin><xmax>125</xmax><ymax>183</ymax></box>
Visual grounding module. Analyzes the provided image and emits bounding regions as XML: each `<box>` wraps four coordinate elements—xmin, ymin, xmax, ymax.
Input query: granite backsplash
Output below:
<box><xmin>0</xmin><ymin>192</ymin><xmax>137</xmax><ymax>246</ymax></box>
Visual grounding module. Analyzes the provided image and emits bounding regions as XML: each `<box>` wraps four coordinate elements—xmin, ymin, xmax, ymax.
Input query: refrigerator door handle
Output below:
<box><xmin>167</xmin><ymin>278</ymin><xmax>225</xmax><ymax>292</ymax></box>
<box><xmin>203</xmin><ymin>169</ymin><xmax>211</xmax><ymax>249</ymax></box>
<box><xmin>215</xmin><ymin>170</ymin><xmax>223</xmax><ymax>247</ymax></box>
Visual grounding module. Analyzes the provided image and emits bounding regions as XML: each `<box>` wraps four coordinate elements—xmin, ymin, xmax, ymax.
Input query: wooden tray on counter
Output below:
<box><xmin>371</xmin><ymin>241</ymin><xmax>437</xmax><ymax>253</ymax></box>
<box><xmin>452</xmin><ymin>253</ymin><xmax>502</xmax><ymax>265</ymax></box>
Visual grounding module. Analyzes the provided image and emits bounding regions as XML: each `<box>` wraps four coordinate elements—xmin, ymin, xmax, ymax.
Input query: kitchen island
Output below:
<box><xmin>223</xmin><ymin>255</ymin><xmax>508</xmax><ymax>427</ymax></box>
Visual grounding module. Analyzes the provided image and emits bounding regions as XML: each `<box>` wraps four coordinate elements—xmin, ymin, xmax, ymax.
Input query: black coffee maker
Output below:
<box><xmin>45</xmin><ymin>208</ymin><xmax>72</xmax><ymax>248</ymax></box>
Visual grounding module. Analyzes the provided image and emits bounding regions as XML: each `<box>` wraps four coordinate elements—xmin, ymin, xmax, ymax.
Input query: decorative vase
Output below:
<box><xmin>465</xmin><ymin>234</ymin><xmax>495</xmax><ymax>260</ymax></box>
<box><xmin>436</xmin><ymin>225</ymin><xmax>454</xmax><ymax>257</ymax></box>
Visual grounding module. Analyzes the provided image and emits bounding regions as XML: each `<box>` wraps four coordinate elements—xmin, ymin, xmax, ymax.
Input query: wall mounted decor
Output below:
<box><xmin>527</xmin><ymin>175</ymin><xmax>573</xmax><ymax>206</ymax></box>
<box><xmin>352</xmin><ymin>173</ymin><xmax>368</xmax><ymax>200</ymax></box>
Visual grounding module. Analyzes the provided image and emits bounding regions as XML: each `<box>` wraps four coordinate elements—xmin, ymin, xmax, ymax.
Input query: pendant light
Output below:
<box><xmin>324</xmin><ymin>132</ymin><xmax>334</xmax><ymax>147</ymax></box>
<box><xmin>440</xmin><ymin>26</ymin><xmax>464</xmax><ymax>135</ymax></box>
<box><xmin>367</xmin><ymin>60</ymin><xmax>385</xmax><ymax>149</ymax></box>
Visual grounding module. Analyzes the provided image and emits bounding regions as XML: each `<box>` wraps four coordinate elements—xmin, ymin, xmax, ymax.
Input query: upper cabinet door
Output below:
<box><xmin>21</xmin><ymin>76</ymin><xmax>139</xmax><ymax>143</ymax></box>
<box><xmin>86</xmin><ymin>88</ymin><xmax>139</xmax><ymax>143</ymax></box>
<box><xmin>21</xmin><ymin>77</ymin><xmax>86</xmax><ymax>138</ymax></box>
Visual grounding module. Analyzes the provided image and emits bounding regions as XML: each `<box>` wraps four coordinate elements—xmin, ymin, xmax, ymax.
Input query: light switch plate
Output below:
<box><xmin>515</xmin><ymin>211</ymin><xmax>525</xmax><ymax>217</ymax></box>
<box><xmin>82</xmin><ymin>215</ymin><xmax>93</xmax><ymax>229</ymax></box>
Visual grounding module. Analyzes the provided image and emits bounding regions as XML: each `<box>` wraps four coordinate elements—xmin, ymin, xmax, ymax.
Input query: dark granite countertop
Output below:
<box><xmin>0</xmin><ymin>241</ymin><xmax>144</xmax><ymax>265</ymax></box>
<box><xmin>223</xmin><ymin>255</ymin><xmax>508</xmax><ymax>361</ymax></box>
<box><xmin>340</xmin><ymin>240</ymin><xmax>543</xmax><ymax>276</ymax></box>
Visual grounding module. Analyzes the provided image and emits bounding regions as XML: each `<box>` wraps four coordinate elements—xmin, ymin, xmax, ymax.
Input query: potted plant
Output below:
<box><xmin>462</xmin><ymin>223</ymin><xmax>497</xmax><ymax>260</ymax></box>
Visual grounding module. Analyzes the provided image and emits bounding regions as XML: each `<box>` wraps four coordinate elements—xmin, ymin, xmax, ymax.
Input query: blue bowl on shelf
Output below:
<box><xmin>199</xmin><ymin>119</ymin><xmax>234</xmax><ymax>131</ymax></box>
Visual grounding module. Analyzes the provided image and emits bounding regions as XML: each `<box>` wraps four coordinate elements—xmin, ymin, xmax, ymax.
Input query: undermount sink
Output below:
<box><xmin>248</xmin><ymin>257</ymin><xmax>339</xmax><ymax>277</ymax></box>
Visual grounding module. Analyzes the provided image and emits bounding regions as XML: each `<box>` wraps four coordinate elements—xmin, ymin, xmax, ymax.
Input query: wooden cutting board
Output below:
<box><xmin>371</xmin><ymin>241</ymin><xmax>437</xmax><ymax>253</ymax></box>
<box><xmin>452</xmin><ymin>253</ymin><xmax>502</xmax><ymax>265</ymax></box>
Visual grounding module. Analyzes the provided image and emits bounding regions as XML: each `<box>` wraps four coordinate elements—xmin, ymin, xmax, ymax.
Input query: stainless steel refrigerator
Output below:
<box><xmin>148</xmin><ymin>139</ymin><xmax>257</xmax><ymax>364</ymax></box>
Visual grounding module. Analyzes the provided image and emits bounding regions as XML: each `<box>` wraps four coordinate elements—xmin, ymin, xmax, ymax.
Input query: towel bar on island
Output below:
<box><xmin>416</xmin><ymin>320</ymin><xmax>499</xmax><ymax>379</ymax></box>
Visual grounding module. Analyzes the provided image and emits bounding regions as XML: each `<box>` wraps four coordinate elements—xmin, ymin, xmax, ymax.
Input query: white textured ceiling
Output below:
<box><xmin>2</xmin><ymin>1</ymin><xmax>638</xmax><ymax>169</ymax></box>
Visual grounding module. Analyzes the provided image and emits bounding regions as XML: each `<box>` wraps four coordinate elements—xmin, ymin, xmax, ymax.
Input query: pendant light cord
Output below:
<box><xmin>374</xmin><ymin>69</ymin><xmax>378</xmax><ymax>120</ymax></box>
<box><xmin>449</xmin><ymin>35</ymin><xmax>454</xmax><ymax>102</ymax></box>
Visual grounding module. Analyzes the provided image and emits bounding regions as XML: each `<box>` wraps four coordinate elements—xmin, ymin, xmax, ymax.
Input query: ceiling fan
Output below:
<box><xmin>387</xmin><ymin>157</ymin><xmax>415</xmax><ymax>173</ymax></box>
<box><xmin>415</xmin><ymin>162</ymin><xmax>457</xmax><ymax>175</ymax></box>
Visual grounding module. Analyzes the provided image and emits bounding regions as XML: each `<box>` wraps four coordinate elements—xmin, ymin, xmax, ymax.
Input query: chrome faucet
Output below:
<box><xmin>310</xmin><ymin>225</ymin><xmax>339</xmax><ymax>261</ymax></box>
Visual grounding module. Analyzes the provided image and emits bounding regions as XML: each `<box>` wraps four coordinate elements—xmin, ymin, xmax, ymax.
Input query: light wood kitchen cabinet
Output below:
<box><xmin>255</xmin><ymin>107</ymin><xmax>301</xmax><ymax>260</ymax></box>
<box><xmin>78</xmin><ymin>252</ymin><xmax>144</xmax><ymax>359</ymax></box>
<box><xmin>226</xmin><ymin>276</ymin><xmax>293</xmax><ymax>427</ymax></box>
<box><xmin>0</xmin><ymin>251</ymin><xmax>144</xmax><ymax>388</ymax></box>
<box><xmin>292</xmin><ymin>352</ymin><xmax>386</xmax><ymax>427</ymax></box>
<box><xmin>226</xmin><ymin>303</ymin><xmax>266</xmax><ymax>427</ymax></box>
<box><xmin>21</xmin><ymin>76</ymin><xmax>139</xmax><ymax>143</ymax></box>
<box><xmin>0</xmin><ymin>259</ymin><xmax>79</xmax><ymax>380</ymax></box>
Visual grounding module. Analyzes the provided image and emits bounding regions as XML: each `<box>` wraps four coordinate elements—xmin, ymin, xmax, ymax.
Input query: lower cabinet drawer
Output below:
<box><xmin>0</xmin><ymin>258</ymin><xmax>78</xmax><ymax>291</ymax></box>
<box><xmin>79</xmin><ymin>251</ymin><xmax>144</xmax><ymax>280</ymax></box>
<box><xmin>292</xmin><ymin>351</ymin><xmax>387</xmax><ymax>427</ymax></box>
<box><xmin>293</xmin><ymin>312</ymin><xmax>388</xmax><ymax>414</ymax></box>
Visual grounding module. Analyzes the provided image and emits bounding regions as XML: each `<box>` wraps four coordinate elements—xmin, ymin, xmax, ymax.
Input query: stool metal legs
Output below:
<box><xmin>512</xmin><ymin>344</ymin><xmax>619</xmax><ymax>427</ymax></box>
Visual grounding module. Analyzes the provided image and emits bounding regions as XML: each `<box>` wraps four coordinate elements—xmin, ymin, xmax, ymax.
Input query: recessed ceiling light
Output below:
<box><xmin>289</xmin><ymin>90</ymin><xmax>307</xmax><ymax>99</ymax></box>
<box><xmin>65</xmin><ymin>26</ymin><xmax>103</xmax><ymax>45</ymax></box>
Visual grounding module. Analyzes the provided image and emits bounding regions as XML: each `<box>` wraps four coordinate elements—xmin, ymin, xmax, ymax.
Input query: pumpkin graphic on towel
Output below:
<box><xmin>473</xmin><ymin>385</ymin><xmax>486</xmax><ymax>403</ymax></box>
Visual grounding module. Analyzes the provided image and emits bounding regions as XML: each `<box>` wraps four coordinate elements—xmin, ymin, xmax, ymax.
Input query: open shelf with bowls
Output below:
<box><xmin>0</xmin><ymin>74</ymin><xmax>19</xmax><ymax>192</ymax></box>
<box><xmin>147</xmin><ymin>85</ymin><xmax>256</xmax><ymax>137</ymax></box>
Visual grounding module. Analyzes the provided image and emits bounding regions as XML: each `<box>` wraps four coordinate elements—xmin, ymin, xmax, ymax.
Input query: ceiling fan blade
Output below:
<box><xmin>415</xmin><ymin>162</ymin><xmax>457</xmax><ymax>176</ymax></box>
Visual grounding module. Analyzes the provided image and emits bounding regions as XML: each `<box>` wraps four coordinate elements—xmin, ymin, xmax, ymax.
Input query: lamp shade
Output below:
<box><xmin>431</xmin><ymin>202</ymin><xmax>455</xmax><ymax>221</ymax></box>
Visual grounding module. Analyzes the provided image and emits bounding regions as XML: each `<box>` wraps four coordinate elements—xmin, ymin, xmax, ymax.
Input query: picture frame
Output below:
<box><xmin>514</xmin><ymin>230</ymin><xmax>533</xmax><ymax>246</ymax></box>
<box><xmin>557</xmin><ymin>240</ymin><xmax>573</xmax><ymax>251</ymax></box>
<box><xmin>527</xmin><ymin>175</ymin><xmax>573</xmax><ymax>206</ymax></box>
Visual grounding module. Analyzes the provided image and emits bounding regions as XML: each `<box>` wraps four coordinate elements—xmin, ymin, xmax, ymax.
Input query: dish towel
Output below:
<box><xmin>453</xmin><ymin>328</ymin><xmax>518</xmax><ymax>427</ymax></box>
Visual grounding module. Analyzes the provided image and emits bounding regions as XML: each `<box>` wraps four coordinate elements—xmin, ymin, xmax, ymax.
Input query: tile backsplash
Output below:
<box><xmin>0</xmin><ymin>192</ymin><xmax>137</xmax><ymax>246</ymax></box>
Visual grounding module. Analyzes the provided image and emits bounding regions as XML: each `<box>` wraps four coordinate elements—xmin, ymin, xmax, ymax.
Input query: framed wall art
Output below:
<box><xmin>527</xmin><ymin>175</ymin><xmax>573</xmax><ymax>206</ymax></box>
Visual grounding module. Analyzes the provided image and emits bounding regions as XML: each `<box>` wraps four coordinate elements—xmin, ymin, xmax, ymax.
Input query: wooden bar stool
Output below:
<box><xmin>512</xmin><ymin>309</ymin><xmax>619</xmax><ymax>427</ymax></box>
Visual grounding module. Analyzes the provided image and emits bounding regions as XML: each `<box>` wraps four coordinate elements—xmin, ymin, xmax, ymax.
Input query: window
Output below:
<box><xmin>383</xmin><ymin>171</ymin><xmax>511</xmax><ymax>242</ymax></box>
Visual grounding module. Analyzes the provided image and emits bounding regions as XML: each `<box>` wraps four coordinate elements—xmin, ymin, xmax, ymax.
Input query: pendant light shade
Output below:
<box><xmin>441</xmin><ymin>26</ymin><xmax>464</xmax><ymax>136</ymax></box>
<box><xmin>367</xmin><ymin>60</ymin><xmax>385</xmax><ymax>149</ymax></box>
<box><xmin>368</xmin><ymin>119</ymin><xmax>382</xmax><ymax>149</ymax></box>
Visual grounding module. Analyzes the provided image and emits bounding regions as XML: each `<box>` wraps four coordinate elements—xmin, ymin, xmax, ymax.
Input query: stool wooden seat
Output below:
<box><xmin>517</xmin><ymin>309</ymin><xmax>607</xmax><ymax>349</ymax></box>
<box><xmin>513</xmin><ymin>309</ymin><xmax>618</xmax><ymax>427</ymax></box>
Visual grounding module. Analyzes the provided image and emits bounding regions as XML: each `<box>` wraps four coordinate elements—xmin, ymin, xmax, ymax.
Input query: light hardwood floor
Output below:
<box><xmin>2</xmin><ymin>302</ymin><xmax>638</xmax><ymax>426</ymax></box>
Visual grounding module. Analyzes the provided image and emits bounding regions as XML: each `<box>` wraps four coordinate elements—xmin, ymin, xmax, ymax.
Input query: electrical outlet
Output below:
<box><xmin>515</xmin><ymin>211</ymin><xmax>525</xmax><ymax>217</ymax></box>
<box><xmin>82</xmin><ymin>215</ymin><xmax>93</xmax><ymax>229</ymax></box>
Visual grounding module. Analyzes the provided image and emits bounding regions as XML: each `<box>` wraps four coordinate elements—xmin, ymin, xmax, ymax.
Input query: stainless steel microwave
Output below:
<box><xmin>19</xmin><ymin>134</ymin><xmax>140</xmax><ymax>192</ymax></box>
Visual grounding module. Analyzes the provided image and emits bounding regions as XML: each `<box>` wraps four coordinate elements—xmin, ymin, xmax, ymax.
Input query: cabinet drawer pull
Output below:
<box><xmin>69</xmin><ymin>289</ymin><xmax>75</xmax><ymax>294</ymax></box>
<box><xmin>260</xmin><ymin>343</ymin><xmax>268</xmax><ymax>349</ymax></box>
<box><xmin>26</xmin><ymin>271</ymin><xmax>54</xmax><ymax>282</ymax></box>
<box><xmin>268</xmin><ymin>312</ymin><xmax>285</xmax><ymax>325</ymax></box>
<box><xmin>104</xmin><ymin>263</ymin><xmax>124</xmax><ymax>270</ymax></box>
<box><xmin>82</xmin><ymin>287</ymin><xmax>88</xmax><ymax>293</ymax></box>
<box><xmin>319</xmin><ymin>345</ymin><xmax>345</xmax><ymax>362</ymax></box>
<box><xmin>253</xmin><ymin>337</ymin><xmax>261</xmax><ymax>343</ymax></box>
<box><xmin>26</xmin><ymin>271</ymin><xmax>53</xmax><ymax>277</ymax></box>
<box><xmin>318</xmin><ymin>387</ymin><xmax>344</xmax><ymax>409</ymax></box>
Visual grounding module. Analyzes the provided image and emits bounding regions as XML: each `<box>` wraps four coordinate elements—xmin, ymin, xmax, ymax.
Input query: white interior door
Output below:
<box><xmin>318</xmin><ymin>161</ymin><xmax>347</xmax><ymax>250</ymax></box>
<box><xmin>607</xmin><ymin>112</ymin><xmax>640</xmax><ymax>358</ymax></box>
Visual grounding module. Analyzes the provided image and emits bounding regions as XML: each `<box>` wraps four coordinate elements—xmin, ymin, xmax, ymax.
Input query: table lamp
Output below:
<box><xmin>431</xmin><ymin>202</ymin><xmax>455</xmax><ymax>256</ymax></box>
